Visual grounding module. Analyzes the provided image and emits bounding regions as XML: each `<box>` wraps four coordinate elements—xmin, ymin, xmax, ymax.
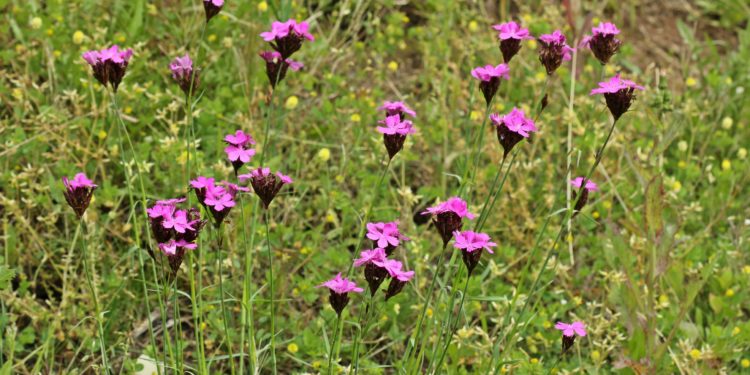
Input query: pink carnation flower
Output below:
<box><xmin>372</xmin><ymin>258</ymin><xmax>404</xmax><ymax>277</ymax></box>
<box><xmin>224</xmin><ymin>130</ymin><xmax>255</xmax><ymax>147</ymax></box>
<box><xmin>590</xmin><ymin>75</ymin><xmax>644</xmax><ymax>120</ymax></box>
<box><xmin>159</xmin><ymin>239</ymin><xmax>198</xmax><ymax>256</ymax></box>
<box><xmin>592</xmin><ymin>22</ymin><xmax>620</xmax><ymax>36</ymax></box>
<box><xmin>470</xmin><ymin>64</ymin><xmax>510</xmax><ymax>82</ymax></box>
<box><xmin>238</xmin><ymin>167</ymin><xmax>293</xmax><ymax>209</ymax></box>
<box><xmin>590</xmin><ymin>74</ymin><xmax>644</xmax><ymax>95</ymax></box>
<box><xmin>260</xmin><ymin>19</ymin><xmax>314</xmax><ymax>59</ymax></box>
<box><xmin>259</xmin><ymin>51</ymin><xmax>304</xmax><ymax>88</ymax></box>
<box><xmin>492</xmin><ymin>21</ymin><xmax>532</xmax><ymax>40</ymax></box>
<box><xmin>353</xmin><ymin>248</ymin><xmax>387</xmax><ymax>267</ymax></box>
<box><xmin>555</xmin><ymin>321</ymin><xmax>587</xmax><ymax>337</ymax></box>
<box><xmin>538</xmin><ymin>30</ymin><xmax>575</xmax><ymax>75</ymax></box>
<box><xmin>422</xmin><ymin>197</ymin><xmax>476</xmax><ymax>246</ymax></box>
<box><xmin>570</xmin><ymin>177</ymin><xmax>598</xmax><ymax>217</ymax></box>
<box><xmin>490</xmin><ymin>107</ymin><xmax>538</xmax><ymax>138</ymax></box>
<box><xmin>81</xmin><ymin>45</ymin><xmax>133</xmax><ymax>91</ymax></box>
<box><xmin>581</xmin><ymin>22</ymin><xmax>622</xmax><ymax>64</ymax></box>
<box><xmin>203</xmin><ymin>0</ymin><xmax>224</xmax><ymax>22</ymax></box>
<box><xmin>224</xmin><ymin>130</ymin><xmax>257</xmax><ymax>173</ymax></box>
<box><xmin>570</xmin><ymin>177</ymin><xmax>598</xmax><ymax>192</ymax></box>
<box><xmin>62</xmin><ymin>172</ymin><xmax>97</xmax><ymax>218</ymax></box>
<box><xmin>318</xmin><ymin>273</ymin><xmax>363</xmax><ymax>316</ymax></box>
<box><xmin>366</xmin><ymin>221</ymin><xmax>408</xmax><ymax>255</ymax></box>
<box><xmin>422</xmin><ymin>196</ymin><xmax>476</xmax><ymax>219</ymax></box>
<box><xmin>377</xmin><ymin>114</ymin><xmax>416</xmax><ymax>159</ymax></box>
<box><xmin>453</xmin><ymin>230</ymin><xmax>497</xmax><ymax>254</ymax></box>
<box><xmin>378</xmin><ymin>101</ymin><xmax>417</xmax><ymax>119</ymax></box>
<box><xmin>204</xmin><ymin>186</ymin><xmax>236</xmax><ymax>212</ymax></box>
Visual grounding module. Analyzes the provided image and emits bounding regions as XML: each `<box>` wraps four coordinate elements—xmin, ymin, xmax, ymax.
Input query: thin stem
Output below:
<box><xmin>79</xmin><ymin>220</ymin><xmax>110</xmax><ymax>374</ymax></box>
<box><xmin>458</xmin><ymin>98</ymin><xmax>495</xmax><ymax>198</ymax></box>
<box><xmin>216</xmin><ymin>225</ymin><xmax>236</xmax><ymax>375</ymax></box>
<box><xmin>327</xmin><ymin>313</ymin><xmax>343</xmax><ymax>375</ymax></box>
<box><xmin>264</xmin><ymin>210</ymin><xmax>277</xmax><ymax>374</ymax></box>
<box><xmin>476</xmin><ymin>151</ymin><xmax>518</xmax><ymax>232</ymax></box>
<box><xmin>187</xmin><ymin>251</ymin><xmax>206</xmax><ymax>374</ymax></box>
<box><xmin>238</xmin><ymin>193</ymin><xmax>257</xmax><ymax>374</ymax></box>
<box><xmin>352</xmin><ymin>295</ymin><xmax>375</xmax><ymax>374</ymax></box>
<box><xmin>433</xmin><ymin>274</ymin><xmax>471</xmax><ymax>372</ymax></box>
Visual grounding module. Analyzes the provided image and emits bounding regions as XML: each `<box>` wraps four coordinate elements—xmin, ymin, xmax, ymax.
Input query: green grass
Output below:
<box><xmin>1</xmin><ymin>0</ymin><xmax>750</xmax><ymax>374</ymax></box>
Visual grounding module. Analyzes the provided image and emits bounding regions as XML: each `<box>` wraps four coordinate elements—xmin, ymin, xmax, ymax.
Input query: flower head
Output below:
<box><xmin>203</xmin><ymin>0</ymin><xmax>224</xmax><ymax>22</ymax></box>
<box><xmin>492</xmin><ymin>22</ymin><xmax>531</xmax><ymax>62</ymax></box>
<box><xmin>453</xmin><ymin>230</ymin><xmax>496</xmax><ymax>274</ymax></box>
<box><xmin>81</xmin><ymin>45</ymin><xmax>133</xmax><ymax>91</ymax></box>
<box><xmin>570</xmin><ymin>177</ymin><xmax>598</xmax><ymax>192</ymax></box>
<box><xmin>376</xmin><ymin>115</ymin><xmax>416</xmax><ymax>159</ymax></box>
<box><xmin>422</xmin><ymin>197</ymin><xmax>476</xmax><ymax>246</ymax></box>
<box><xmin>259</xmin><ymin>50</ymin><xmax>304</xmax><ymax>88</ymax></box>
<box><xmin>224</xmin><ymin>130</ymin><xmax>256</xmax><ymax>173</ymax></box>
<box><xmin>490</xmin><ymin>107</ymin><xmax>538</xmax><ymax>157</ymax></box>
<box><xmin>353</xmin><ymin>248</ymin><xmax>387</xmax><ymax>267</ymax></box>
<box><xmin>366</xmin><ymin>221</ymin><xmax>409</xmax><ymax>255</ymax></box>
<box><xmin>190</xmin><ymin>176</ymin><xmax>216</xmax><ymax>206</ymax></box>
<box><xmin>260</xmin><ymin>19</ymin><xmax>314</xmax><ymax>59</ymax></box>
<box><xmin>590</xmin><ymin>74</ymin><xmax>644</xmax><ymax>120</ymax></box>
<box><xmin>570</xmin><ymin>177</ymin><xmax>598</xmax><ymax>217</ymax></box>
<box><xmin>159</xmin><ymin>239</ymin><xmax>198</xmax><ymax>275</ymax></box>
<box><xmin>385</xmin><ymin>267</ymin><xmax>415</xmax><ymax>300</ymax></box>
<box><xmin>581</xmin><ymin>22</ymin><xmax>622</xmax><ymax>64</ymax></box>
<box><xmin>538</xmin><ymin>30</ymin><xmax>575</xmax><ymax>75</ymax></box>
<box><xmin>62</xmin><ymin>173</ymin><xmax>97</xmax><ymax>218</ymax></box>
<box><xmin>555</xmin><ymin>321</ymin><xmax>587</xmax><ymax>352</ymax></box>
<box><xmin>170</xmin><ymin>54</ymin><xmax>199</xmax><ymax>95</ymax></box>
<box><xmin>471</xmin><ymin>64</ymin><xmax>510</xmax><ymax>106</ymax></box>
<box><xmin>378</xmin><ymin>101</ymin><xmax>416</xmax><ymax>119</ymax></box>
<box><xmin>318</xmin><ymin>273</ymin><xmax>363</xmax><ymax>315</ymax></box>
<box><xmin>238</xmin><ymin>167</ymin><xmax>293</xmax><ymax>209</ymax></box>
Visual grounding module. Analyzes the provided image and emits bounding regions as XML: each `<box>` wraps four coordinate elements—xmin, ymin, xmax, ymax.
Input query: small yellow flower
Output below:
<box><xmin>325</xmin><ymin>212</ymin><xmax>336</xmax><ymax>223</ymax></box>
<box><xmin>426</xmin><ymin>308</ymin><xmax>433</xmax><ymax>318</ymax></box>
<box><xmin>732</xmin><ymin>327</ymin><xmax>740</xmax><ymax>336</ymax></box>
<box><xmin>177</xmin><ymin>151</ymin><xmax>188</xmax><ymax>165</ymax></box>
<box><xmin>530</xmin><ymin>358</ymin><xmax>539</xmax><ymax>364</ymax></box>
<box><xmin>401</xmin><ymin>15</ymin><xmax>410</xmax><ymax>23</ymax></box>
<box><xmin>387</xmin><ymin>61</ymin><xmax>399</xmax><ymax>72</ymax></box>
<box><xmin>528</xmin><ymin>39</ymin><xmax>538</xmax><ymax>50</ymax></box>
<box><xmin>335</xmin><ymin>175</ymin><xmax>344</xmax><ymax>183</ymax></box>
<box><xmin>46</xmin><ymin>28</ymin><xmax>54</xmax><ymax>36</ymax></box>
<box><xmin>350</xmin><ymin>113</ymin><xmax>361</xmax><ymax>123</ymax></box>
<box><xmin>493</xmin><ymin>102</ymin><xmax>505</xmax><ymax>112</ymax></box>
<box><xmin>726</xmin><ymin>289</ymin><xmax>735</xmax><ymax>297</ymax></box>
<box><xmin>672</xmin><ymin>181</ymin><xmax>682</xmax><ymax>193</ymax></box>
<box><xmin>584</xmin><ymin>64</ymin><xmax>594</xmax><ymax>74</ymax></box>
<box><xmin>739</xmin><ymin>148</ymin><xmax>747</xmax><ymax>160</ymax></box>
<box><xmin>742</xmin><ymin>359</ymin><xmax>750</xmax><ymax>368</ymax></box>
<box><xmin>393</xmin><ymin>303</ymin><xmax>400</xmax><ymax>314</ymax></box>
<box><xmin>592</xmin><ymin>17</ymin><xmax>601</xmax><ymax>25</ymax></box>
<box><xmin>522</xmin><ymin>14</ymin><xmax>533</xmax><ymax>23</ymax></box>
<box><xmin>677</xmin><ymin>140</ymin><xmax>688</xmax><ymax>152</ymax></box>
<box><xmin>398</xmin><ymin>40</ymin><xmax>407</xmax><ymax>50</ymax></box>
<box><xmin>73</xmin><ymin>30</ymin><xmax>85</xmax><ymax>44</ymax></box>
<box><xmin>725</xmin><ymin>77</ymin><xmax>733</xmax><ymax>85</ymax></box>
<box><xmin>468</xmin><ymin>20</ymin><xmax>479</xmax><ymax>32</ymax></box>
<box><xmin>12</xmin><ymin>88</ymin><xmax>23</xmax><ymax>100</ymax></box>
<box><xmin>222</xmin><ymin>37</ymin><xmax>233</xmax><ymax>48</ymax></box>
<box><xmin>207</xmin><ymin>34</ymin><xmax>217</xmax><ymax>42</ymax></box>
<box><xmin>147</xmin><ymin>4</ymin><xmax>157</xmax><ymax>15</ymax></box>
<box><xmin>566</xmin><ymin>233</ymin><xmax>573</xmax><ymax>243</ymax></box>
<box><xmin>592</xmin><ymin>211</ymin><xmax>600</xmax><ymax>219</ymax></box>
<box><xmin>257</xmin><ymin>1</ymin><xmax>268</xmax><ymax>12</ymax></box>
<box><xmin>116</xmin><ymin>34</ymin><xmax>126</xmax><ymax>43</ymax></box>
<box><xmin>317</xmin><ymin>148</ymin><xmax>331</xmax><ymax>162</ymax></box>
<box><xmin>721</xmin><ymin>159</ymin><xmax>731</xmax><ymax>171</ymax></box>
<box><xmin>300</xmin><ymin>247</ymin><xmax>310</xmax><ymax>255</ymax></box>
<box><xmin>689</xmin><ymin>349</ymin><xmax>701</xmax><ymax>360</ymax></box>
<box><xmin>470</xmin><ymin>110</ymin><xmax>482</xmax><ymax>121</ymax></box>
<box><xmin>285</xmin><ymin>95</ymin><xmax>299</xmax><ymax>110</ymax></box>
<box><xmin>200</xmin><ymin>322</ymin><xmax>207</xmax><ymax>330</ymax></box>
<box><xmin>678</xmin><ymin>161</ymin><xmax>687</xmax><ymax>168</ymax></box>
<box><xmin>287</xmin><ymin>343</ymin><xmax>299</xmax><ymax>354</ymax></box>
<box><xmin>721</xmin><ymin>117</ymin><xmax>733</xmax><ymax>130</ymax></box>
<box><xmin>312</xmin><ymin>360</ymin><xmax>322</xmax><ymax>369</ymax></box>
<box><xmin>591</xmin><ymin>350</ymin><xmax>601</xmax><ymax>361</ymax></box>
<box><xmin>685</xmin><ymin>77</ymin><xmax>697</xmax><ymax>87</ymax></box>
<box><xmin>602</xmin><ymin>200</ymin><xmax>612</xmax><ymax>210</ymax></box>
<box><xmin>53</xmin><ymin>50</ymin><xmax>62</xmax><ymax>57</ymax></box>
<box><xmin>542</xmin><ymin>320</ymin><xmax>552</xmax><ymax>329</ymax></box>
<box><xmin>98</xmin><ymin>130</ymin><xmax>107</xmax><ymax>140</ymax></box>
<box><xmin>30</xmin><ymin>17</ymin><xmax>42</xmax><ymax>30</ymax></box>
<box><xmin>659</xmin><ymin>294</ymin><xmax>669</xmax><ymax>306</ymax></box>
<box><xmin>743</xmin><ymin>265</ymin><xmax>750</xmax><ymax>274</ymax></box>
<box><xmin>534</xmin><ymin>71</ymin><xmax>546</xmax><ymax>83</ymax></box>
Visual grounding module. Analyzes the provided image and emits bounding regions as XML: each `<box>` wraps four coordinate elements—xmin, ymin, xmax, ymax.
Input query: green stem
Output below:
<box><xmin>238</xmin><ymin>193</ymin><xmax>257</xmax><ymax>374</ymax></box>
<box><xmin>433</xmin><ymin>274</ymin><xmax>471</xmax><ymax>373</ymax></box>
<box><xmin>458</xmin><ymin>98</ymin><xmax>495</xmax><ymax>198</ymax></box>
<box><xmin>216</xmin><ymin>224</ymin><xmax>236</xmax><ymax>375</ymax></box>
<box><xmin>264</xmin><ymin>210</ymin><xmax>277</xmax><ymax>374</ymax></box>
<box><xmin>352</xmin><ymin>295</ymin><xmax>375</xmax><ymax>374</ymax></box>
<box><xmin>79</xmin><ymin>220</ymin><xmax>110</xmax><ymax>374</ymax></box>
<box><xmin>327</xmin><ymin>313</ymin><xmax>343</xmax><ymax>375</ymax></box>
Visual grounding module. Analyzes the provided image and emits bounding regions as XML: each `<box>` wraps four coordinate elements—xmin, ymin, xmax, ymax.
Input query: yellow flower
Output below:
<box><xmin>743</xmin><ymin>265</ymin><xmax>750</xmax><ymax>274</ymax></box>
<box><xmin>73</xmin><ymin>30</ymin><xmax>85</xmax><ymax>44</ymax></box>
<box><xmin>732</xmin><ymin>327</ymin><xmax>740</xmax><ymax>336</ymax></box>
<box><xmin>530</xmin><ymin>358</ymin><xmax>539</xmax><ymax>364</ymax></box>
<box><xmin>393</xmin><ymin>303</ymin><xmax>400</xmax><ymax>314</ymax></box>
<box><xmin>678</xmin><ymin>161</ymin><xmax>687</xmax><ymax>169</ymax></box>
<box><xmin>659</xmin><ymin>294</ymin><xmax>669</xmax><ymax>306</ymax></box>
<box><xmin>350</xmin><ymin>113</ymin><xmax>361</xmax><ymax>123</ymax></box>
<box><xmin>605</xmin><ymin>65</ymin><xmax>617</xmax><ymax>76</ymax></box>
<box><xmin>725</xmin><ymin>289</ymin><xmax>735</xmax><ymax>297</ymax></box>
<box><xmin>287</xmin><ymin>343</ymin><xmax>299</xmax><ymax>354</ymax></box>
<box><xmin>426</xmin><ymin>308</ymin><xmax>433</xmax><ymax>318</ymax></box>
<box><xmin>721</xmin><ymin>159</ymin><xmax>731</xmax><ymax>171</ymax></box>
<box><xmin>285</xmin><ymin>95</ymin><xmax>299</xmax><ymax>110</ymax></box>
<box><xmin>685</xmin><ymin>77</ymin><xmax>697</xmax><ymax>87</ymax></box>
<box><xmin>566</xmin><ymin>233</ymin><xmax>573</xmax><ymax>244</ymax></box>
<box><xmin>689</xmin><ymin>349</ymin><xmax>701</xmax><ymax>360</ymax></box>
<box><xmin>147</xmin><ymin>4</ymin><xmax>157</xmax><ymax>15</ymax></box>
<box><xmin>584</xmin><ymin>64</ymin><xmax>594</xmax><ymax>73</ymax></box>
<box><xmin>200</xmin><ymin>322</ymin><xmax>207</xmax><ymax>330</ymax></box>
<box><xmin>388</xmin><ymin>61</ymin><xmax>399</xmax><ymax>72</ymax></box>
<box><xmin>602</xmin><ymin>200</ymin><xmax>612</xmax><ymax>210</ymax></box>
<box><xmin>592</xmin><ymin>17</ymin><xmax>601</xmax><ymax>24</ymax></box>
<box><xmin>591</xmin><ymin>350</ymin><xmax>601</xmax><ymax>361</ymax></box>
<box><xmin>592</xmin><ymin>211</ymin><xmax>600</xmax><ymax>219</ymax></box>
<box><xmin>46</xmin><ymin>28</ymin><xmax>54</xmax><ymax>36</ymax></box>
<box><xmin>470</xmin><ymin>110</ymin><xmax>482</xmax><ymax>121</ymax></box>
<box><xmin>12</xmin><ymin>88</ymin><xmax>23</xmax><ymax>100</ymax></box>
<box><xmin>401</xmin><ymin>15</ymin><xmax>410</xmax><ymax>23</ymax></box>
<box><xmin>522</xmin><ymin>14</ymin><xmax>533</xmax><ymax>23</ymax></box>
<box><xmin>30</xmin><ymin>17</ymin><xmax>42</xmax><ymax>30</ymax></box>
<box><xmin>542</xmin><ymin>320</ymin><xmax>552</xmax><ymax>329</ymax></box>
<box><xmin>739</xmin><ymin>148</ymin><xmax>747</xmax><ymax>160</ymax></box>
<box><xmin>257</xmin><ymin>1</ymin><xmax>268</xmax><ymax>12</ymax></box>
<box><xmin>534</xmin><ymin>71</ymin><xmax>546</xmax><ymax>83</ymax></box>
<box><xmin>207</xmin><ymin>34</ymin><xmax>217</xmax><ymax>42</ymax></box>
<box><xmin>325</xmin><ymin>212</ymin><xmax>336</xmax><ymax>223</ymax></box>
<box><xmin>528</xmin><ymin>39</ymin><xmax>537</xmax><ymax>50</ymax></box>
<box><xmin>98</xmin><ymin>130</ymin><xmax>107</xmax><ymax>140</ymax></box>
<box><xmin>335</xmin><ymin>175</ymin><xmax>344</xmax><ymax>183</ymax></box>
<box><xmin>468</xmin><ymin>20</ymin><xmax>479</xmax><ymax>32</ymax></box>
<box><xmin>222</xmin><ymin>37</ymin><xmax>233</xmax><ymax>48</ymax></box>
<box><xmin>725</xmin><ymin>77</ymin><xmax>733</xmax><ymax>85</ymax></box>
<box><xmin>317</xmin><ymin>148</ymin><xmax>331</xmax><ymax>162</ymax></box>
<box><xmin>53</xmin><ymin>50</ymin><xmax>61</xmax><ymax>57</ymax></box>
<box><xmin>672</xmin><ymin>181</ymin><xmax>682</xmax><ymax>193</ymax></box>
<box><xmin>116</xmin><ymin>34</ymin><xmax>126</xmax><ymax>43</ymax></box>
<box><xmin>742</xmin><ymin>359</ymin><xmax>750</xmax><ymax>368</ymax></box>
<box><xmin>398</xmin><ymin>40</ymin><xmax>407</xmax><ymax>50</ymax></box>
<box><xmin>721</xmin><ymin>117</ymin><xmax>733</xmax><ymax>130</ymax></box>
<box><xmin>493</xmin><ymin>102</ymin><xmax>505</xmax><ymax>112</ymax></box>
<box><xmin>312</xmin><ymin>360</ymin><xmax>322</xmax><ymax>369</ymax></box>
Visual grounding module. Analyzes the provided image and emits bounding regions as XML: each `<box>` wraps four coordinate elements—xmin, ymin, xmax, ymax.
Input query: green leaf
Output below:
<box><xmin>0</xmin><ymin>265</ymin><xmax>15</xmax><ymax>291</ymax></box>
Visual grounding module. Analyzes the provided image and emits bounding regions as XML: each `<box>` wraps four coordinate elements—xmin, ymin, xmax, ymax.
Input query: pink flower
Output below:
<box><xmin>62</xmin><ymin>172</ymin><xmax>97</xmax><ymax>218</ymax></box>
<box><xmin>570</xmin><ymin>177</ymin><xmax>598</xmax><ymax>192</ymax></box>
<box><xmin>260</xmin><ymin>19</ymin><xmax>314</xmax><ymax>59</ymax></box>
<box><xmin>378</xmin><ymin>101</ymin><xmax>417</xmax><ymax>119</ymax></box>
<box><xmin>377</xmin><ymin>115</ymin><xmax>416</xmax><ymax>136</ymax></box>
<box><xmin>590</xmin><ymin>75</ymin><xmax>644</xmax><ymax>120</ymax></box>
<box><xmin>224</xmin><ymin>130</ymin><xmax>255</xmax><ymax>147</ymax></box>
<box><xmin>159</xmin><ymin>239</ymin><xmax>198</xmax><ymax>256</ymax></box>
<box><xmin>592</xmin><ymin>22</ymin><xmax>620</xmax><ymax>36</ymax></box>
<box><xmin>422</xmin><ymin>197</ymin><xmax>476</xmax><ymax>245</ymax></box>
<box><xmin>353</xmin><ymin>248</ymin><xmax>387</xmax><ymax>267</ymax></box>
<box><xmin>238</xmin><ymin>167</ymin><xmax>293</xmax><ymax>209</ymax></box>
<box><xmin>190</xmin><ymin>176</ymin><xmax>215</xmax><ymax>189</ymax></box>
<box><xmin>372</xmin><ymin>258</ymin><xmax>404</xmax><ymax>277</ymax></box>
<box><xmin>581</xmin><ymin>22</ymin><xmax>622</xmax><ymax>64</ymax></box>
<box><xmin>203</xmin><ymin>0</ymin><xmax>224</xmax><ymax>22</ymax></box>
<box><xmin>162</xmin><ymin>209</ymin><xmax>195</xmax><ymax>234</ymax></box>
<box><xmin>492</xmin><ymin>21</ymin><xmax>532</xmax><ymax>40</ymax></box>
<box><xmin>453</xmin><ymin>231</ymin><xmax>497</xmax><ymax>254</ymax></box>
<box><xmin>538</xmin><ymin>30</ymin><xmax>575</xmax><ymax>75</ymax></box>
<box><xmin>204</xmin><ymin>186</ymin><xmax>236</xmax><ymax>212</ymax></box>
<box><xmin>590</xmin><ymin>74</ymin><xmax>644</xmax><ymax>95</ymax></box>
<box><xmin>318</xmin><ymin>273</ymin><xmax>364</xmax><ymax>294</ymax></box>
<box><xmin>169</xmin><ymin>54</ymin><xmax>193</xmax><ymax>79</ymax></box>
<box><xmin>490</xmin><ymin>108</ymin><xmax>537</xmax><ymax>138</ymax></box>
<box><xmin>555</xmin><ymin>321</ymin><xmax>587</xmax><ymax>337</ymax></box>
<box><xmin>471</xmin><ymin>64</ymin><xmax>510</xmax><ymax>82</ymax></box>
<box><xmin>391</xmin><ymin>268</ymin><xmax>415</xmax><ymax>282</ymax></box>
<box><xmin>259</xmin><ymin>51</ymin><xmax>303</xmax><ymax>88</ymax></box>
<box><xmin>384</xmin><ymin>267</ymin><xmax>414</xmax><ymax>300</ymax></box>
<box><xmin>366</xmin><ymin>221</ymin><xmax>408</xmax><ymax>254</ymax></box>
<box><xmin>81</xmin><ymin>45</ymin><xmax>133</xmax><ymax>91</ymax></box>
<box><xmin>422</xmin><ymin>197</ymin><xmax>476</xmax><ymax>219</ymax></box>
<box><xmin>63</xmin><ymin>173</ymin><xmax>97</xmax><ymax>190</ymax></box>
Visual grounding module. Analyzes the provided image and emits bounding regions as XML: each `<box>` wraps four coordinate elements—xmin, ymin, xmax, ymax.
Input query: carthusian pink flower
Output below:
<box><xmin>318</xmin><ymin>273</ymin><xmax>363</xmax><ymax>315</ymax></box>
<box><xmin>159</xmin><ymin>239</ymin><xmax>198</xmax><ymax>275</ymax></box>
<box><xmin>570</xmin><ymin>177</ymin><xmax>598</xmax><ymax>216</ymax></box>
<box><xmin>581</xmin><ymin>22</ymin><xmax>622</xmax><ymax>65</ymax></box>
<box><xmin>421</xmin><ymin>197</ymin><xmax>476</xmax><ymax>246</ymax></box>
<box><xmin>554</xmin><ymin>321</ymin><xmax>587</xmax><ymax>352</ymax></box>
<box><xmin>224</xmin><ymin>130</ymin><xmax>257</xmax><ymax>173</ymax></box>
<box><xmin>453</xmin><ymin>230</ymin><xmax>497</xmax><ymax>274</ymax></box>
<box><xmin>260</xmin><ymin>19</ymin><xmax>315</xmax><ymax>59</ymax></box>
<box><xmin>490</xmin><ymin>107</ymin><xmax>538</xmax><ymax>157</ymax></box>
<box><xmin>259</xmin><ymin>51</ymin><xmax>304</xmax><ymax>88</ymax></box>
<box><xmin>378</xmin><ymin>101</ymin><xmax>417</xmax><ymax>120</ymax></box>
<box><xmin>238</xmin><ymin>167</ymin><xmax>293</xmax><ymax>209</ymax></box>
<box><xmin>81</xmin><ymin>45</ymin><xmax>133</xmax><ymax>91</ymax></box>
<box><xmin>590</xmin><ymin>74</ymin><xmax>645</xmax><ymax>121</ymax></box>
<box><xmin>376</xmin><ymin>114</ymin><xmax>416</xmax><ymax>159</ymax></box>
<box><xmin>203</xmin><ymin>0</ymin><xmax>224</xmax><ymax>22</ymax></box>
<box><xmin>471</xmin><ymin>64</ymin><xmax>510</xmax><ymax>106</ymax></box>
<box><xmin>492</xmin><ymin>21</ymin><xmax>532</xmax><ymax>62</ymax></box>
<box><xmin>366</xmin><ymin>221</ymin><xmax>409</xmax><ymax>256</ymax></box>
<box><xmin>62</xmin><ymin>173</ymin><xmax>97</xmax><ymax>218</ymax></box>
<box><xmin>538</xmin><ymin>30</ymin><xmax>575</xmax><ymax>75</ymax></box>
<box><xmin>385</xmin><ymin>267</ymin><xmax>414</xmax><ymax>300</ymax></box>
<box><xmin>353</xmin><ymin>248</ymin><xmax>389</xmax><ymax>295</ymax></box>
<box><xmin>170</xmin><ymin>54</ymin><xmax>200</xmax><ymax>96</ymax></box>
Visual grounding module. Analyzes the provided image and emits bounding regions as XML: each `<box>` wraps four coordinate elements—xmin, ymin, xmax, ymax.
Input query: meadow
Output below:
<box><xmin>1</xmin><ymin>0</ymin><xmax>750</xmax><ymax>374</ymax></box>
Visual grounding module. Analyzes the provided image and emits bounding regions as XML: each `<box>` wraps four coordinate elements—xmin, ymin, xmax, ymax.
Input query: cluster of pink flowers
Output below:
<box><xmin>353</xmin><ymin>220</ymin><xmax>415</xmax><ymax>300</ymax></box>
<box><xmin>238</xmin><ymin>167</ymin><xmax>293</xmax><ymax>209</ymax></box>
<box><xmin>318</xmin><ymin>273</ymin><xmax>363</xmax><ymax>316</ymax></box>
<box><xmin>471</xmin><ymin>64</ymin><xmax>510</xmax><ymax>106</ymax></box>
<box><xmin>81</xmin><ymin>45</ymin><xmax>133</xmax><ymax>91</ymax></box>
<box><xmin>224</xmin><ymin>130</ymin><xmax>257</xmax><ymax>173</ymax></box>
<box><xmin>169</xmin><ymin>54</ymin><xmax>199</xmax><ymax>95</ymax></box>
<box><xmin>490</xmin><ymin>107</ymin><xmax>538</xmax><ymax>157</ymax></box>
<box><xmin>147</xmin><ymin>198</ymin><xmax>206</xmax><ymax>274</ymax></box>
<box><xmin>376</xmin><ymin>101</ymin><xmax>417</xmax><ymax>159</ymax></box>
<box><xmin>62</xmin><ymin>173</ymin><xmax>97</xmax><ymax>218</ymax></box>
<box><xmin>421</xmin><ymin>197</ymin><xmax>476</xmax><ymax>246</ymax></box>
<box><xmin>259</xmin><ymin>19</ymin><xmax>313</xmax><ymax>88</ymax></box>
<box><xmin>581</xmin><ymin>22</ymin><xmax>622</xmax><ymax>64</ymax></box>
<box><xmin>538</xmin><ymin>30</ymin><xmax>575</xmax><ymax>75</ymax></box>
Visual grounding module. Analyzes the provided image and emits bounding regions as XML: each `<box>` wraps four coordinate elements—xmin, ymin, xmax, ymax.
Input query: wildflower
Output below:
<box><xmin>190</xmin><ymin>176</ymin><xmax>217</xmax><ymax>207</ymax></box>
<box><xmin>538</xmin><ymin>30</ymin><xmax>574</xmax><ymax>75</ymax></box>
<box><xmin>366</xmin><ymin>221</ymin><xmax>409</xmax><ymax>256</ymax></box>
<box><xmin>385</xmin><ymin>267</ymin><xmax>415</xmax><ymax>300</ymax></box>
<box><xmin>570</xmin><ymin>177</ymin><xmax>598</xmax><ymax>217</ymax></box>
<box><xmin>203</xmin><ymin>185</ymin><xmax>237</xmax><ymax>226</ymax></box>
<box><xmin>257</xmin><ymin>1</ymin><xmax>268</xmax><ymax>12</ymax></box>
<box><xmin>147</xmin><ymin>202</ymin><xmax>177</xmax><ymax>243</ymax></box>
<box><xmin>169</xmin><ymin>54</ymin><xmax>200</xmax><ymax>96</ymax></box>
<box><xmin>590</xmin><ymin>74</ymin><xmax>645</xmax><ymax>121</ymax></box>
<box><xmin>742</xmin><ymin>359</ymin><xmax>750</xmax><ymax>368</ymax></box>
<box><xmin>30</xmin><ymin>17</ymin><xmax>42</xmax><ymax>29</ymax></box>
<box><xmin>287</xmin><ymin>343</ymin><xmax>299</xmax><ymax>354</ymax></box>
<box><xmin>689</xmin><ymin>349</ymin><xmax>701</xmax><ymax>360</ymax></box>
<box><xmin>81</xmin><ymin>45</ymin><xmax>133</xmax><ymax>92</ymax></box>
<box><xmin>203</xmin><ymin>0</ymin><xmax>224</xmax><ymax>22</ymax></box>
<box><xmin>421</xmin><ymin>197</ymin><xmax>476</xmax><ymax>246</ymax></box>
<box><xmin>260</xmin><ymin>19</ymin><xmax>315</xmax><ymax>59</ymax></box>
<box><xmin>376</xmin><ymin>114</ymin><xmax>416</xmax><ymax>159</ymax></box>
<box><xmin>580</xmin><ymin>22</ymin><xmax>622</xmax><ymax>65</ymax></box>
<box><xmin>285</xmin><ymin>95</ymin><xmax>299</xmax><ymax>110</ymax></box>
<box><xmin>490</xmin><ymin>107</ymin><xmax>537</xmax><ymax>157</ymax></box>
<box><xmin>388</xmin><ymin>61</ymin><xmax>399</xmax><ymax>71</ymax></box>
<box><xmin>317</xmin><ymin>148</ymin><xmax>331</xmax><ymax>162</ymax></box>
<box><xmin>318</xmin><ymin>273</ymin><xmax>363</xmax><ymax>316</ymax></box>
<box><xmin>721</xmin><ymin>159</ymin><xmax>731</xmax><ymax>171</ymax></box>
<box><xmin>72</xmin><ymin>30</ymin><xmax>85</xmax><ymax>44</ymax></box>
<box><xmin>453</xmin><ymin>230</ymin><xmax>497</xmax><ymax>274</ymax></box>
<box><xmin>159</xmin><ymin>239</ymin><xmax>197</xmax><ymax>275</ymax></box>
<box><xmin>224</xmin><ymin>130</ymin><xmax>256</xmax><ymax>174</ymax></box>
<box><xmin>554</xmin><ymin>321</ymin><xmax>586</xmax><ymax>353</ymax></box>
<box><xmin>353</xmin><ymin>248</ymin><xmax>389</xmax><ymax>295</ymax></box>
<box><xmin>471</xmin><ymin>64</ymin><xmax>510</xmax><ymax>106</ymax></box>
<box><xmin>259</xmin><ymin>51</ymin><xmax>303</xmax><ymax>88</ymax></box>
<box><xmin>378</xmin><ymin>101</ymin><xmax>416</xmax><ymax>120</ymax></box>
<box><xmin>62</xmin><ymin>172</ymin><xmax>97</xmax><ymax>218</ymax></box>
<box><xmin>492</xmin><ymin>21</ymin><xmax>532</xmax><ymax>63</ymax></box>
<box><xmin>238</xmin><ymin>167</ymin><xmax>293</xmax><ymax>209</ymax></box>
